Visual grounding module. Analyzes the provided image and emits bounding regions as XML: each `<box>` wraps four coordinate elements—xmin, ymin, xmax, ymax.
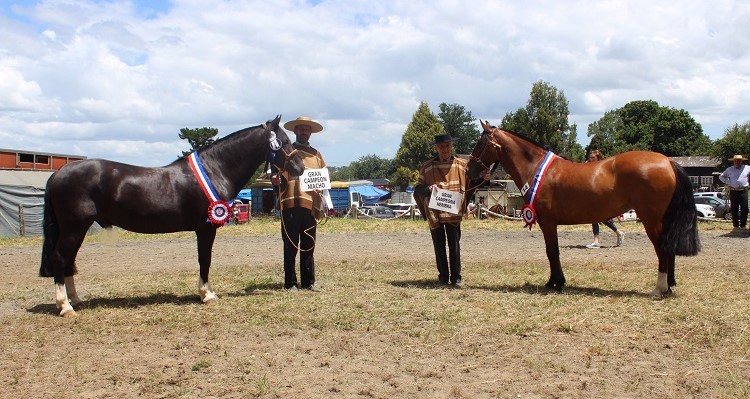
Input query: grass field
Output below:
<box><xmin>1</xmin><ymin>217</ymin><xmax>748</xmax><ymax>398</ymax></box>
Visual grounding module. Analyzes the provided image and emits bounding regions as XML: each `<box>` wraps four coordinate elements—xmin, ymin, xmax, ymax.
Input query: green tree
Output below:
<box><xmin>329</xmin><ymin>166</ymin><xmax>352</xmax><ymax>181</ymax></box>
<box><xmin>501</xmin><ymin>81</ymin><xmax>584</xmax><ymax>160</ymax></box>
<box><xmin>712</xmin><ymin>122</ymin><xmax>750</xmax><ymax>168</ymax></box>
<box><xmin>347</xmin><ymin>154</ymin><xmax>395</xmax><ymax>180</ymax></box>
<box><xmin>179</xmin><ymin>127</ymin><xmax>219</xmax><ymax>157</ymax></box>
<box><xmin>586</xmin><ymin>110</ymin><xmax>621</xmax><ymax>156</ymax></box>
<box><xmin>394</xmin><ymin>101</ymin><xmax>445</xmax><ymax>170</ymax></box>
<box><xmin>589</xmin><ymin>100</ymin><xmax>712</xmax><ymax>156</ymax></box>
<box><xmin>437</xmin><ymin>103</ymin><xmax>481</xmax><ymax>154</ymax></box>
<box><xmin>391</xmin><ymin>166</ymin><xmax>419</xmax><ymax>191</ymax></box>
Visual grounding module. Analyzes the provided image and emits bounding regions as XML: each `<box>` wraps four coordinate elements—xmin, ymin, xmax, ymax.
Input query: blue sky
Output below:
<box><xmin>1</xmin><ymin>0</ymin><xmax>749</xmax><ymax>167</ymax></box>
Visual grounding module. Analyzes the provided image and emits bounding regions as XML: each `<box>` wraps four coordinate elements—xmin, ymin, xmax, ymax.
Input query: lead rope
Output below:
<box><xmin>278</xmin><ymin>188</ymin><xmax>326</xmax><ymax>252</ymax></box>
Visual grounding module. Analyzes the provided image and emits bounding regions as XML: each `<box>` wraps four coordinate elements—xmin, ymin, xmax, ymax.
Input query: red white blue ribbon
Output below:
<box><xmin>188</xmin><ymin>151</ymin><xmax>230</xmax><ymax>226</ymax></box>
<box><xmin>521</xmin><ymin>151</ymin><xmax>556</xmax><ymax>230</ymax></box>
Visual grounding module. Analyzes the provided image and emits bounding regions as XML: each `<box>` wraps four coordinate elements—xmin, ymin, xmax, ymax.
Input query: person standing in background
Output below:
<box><xmin>585</xmin><ymin>150</ymin><xmax>625</xmax><ymax>249</ymax></box>
<box><xmin>719</xmin><ymin>154</ymin><xmax>750</xmax><ymax>230</ymax></box>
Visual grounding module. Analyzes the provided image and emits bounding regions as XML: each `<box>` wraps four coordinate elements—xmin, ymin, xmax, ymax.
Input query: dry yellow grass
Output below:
<box><xmin>1</xmin><ymin>217</ymin><xmax>748</xmax><ymax>398</ymax></box>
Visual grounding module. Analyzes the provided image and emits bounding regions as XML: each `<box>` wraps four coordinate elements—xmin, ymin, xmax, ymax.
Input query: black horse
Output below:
<box><xmin>39</xmin><ymin>115</ymin><xmax>304</xmax><ymax>316</ymax></box>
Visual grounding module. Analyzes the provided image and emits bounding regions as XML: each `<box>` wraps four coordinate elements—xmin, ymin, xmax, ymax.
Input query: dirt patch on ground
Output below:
<box><xmin>1</xmin><ymin>222</ymin><xmax>749</xmax><ymax>398</ymax></box>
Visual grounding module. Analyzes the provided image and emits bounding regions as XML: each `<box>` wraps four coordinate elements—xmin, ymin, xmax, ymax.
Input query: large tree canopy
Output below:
<box><xmin>437</xmin><ymin>102</ymin><xmax>480</xmax><ymax>155</ymax></box>
<box><xmin>333</xmin><ymin>154</ymin><xmax>394</xmax><ymax>181</ymax></box>
<box><xmin>501</xmin><ymin>81</ymin><xmax>584</xmax><ymax>160</ymax></box>
<box><xmin>587</xmin><ymin>100</ymin><xmax>712</xmax><ymax>156</ymax></box>
<box><xmin>712</xmin><ymin>121</ymin><xmax>750</xmax><ymax>168</ymax></box>
<box><xmin>394</xmin><ymin>101</ymin><xmax>445</xmax><ymax>170</ymax></box>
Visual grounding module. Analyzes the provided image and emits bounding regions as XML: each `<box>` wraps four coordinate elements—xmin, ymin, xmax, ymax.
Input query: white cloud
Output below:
<box><xmin>1</xmin><ymin>0</ymin><xmax>749</xmax><ymax>167</ymax></box>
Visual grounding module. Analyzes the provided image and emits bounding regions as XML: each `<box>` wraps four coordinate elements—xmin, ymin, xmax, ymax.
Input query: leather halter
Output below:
<box><xmin>470</xmin><ymin>129</ymin><xmax>502</xmax><ymax>173</ymax></box>
<box><xmin>265</xmin><ymin>125</ymin><xmax>300</xmax><ymax>175</ymax></box>
<box><xmin>273</xmin><ymin>147</ymin><xmax>300</xmax><ymax>174</ymax></box>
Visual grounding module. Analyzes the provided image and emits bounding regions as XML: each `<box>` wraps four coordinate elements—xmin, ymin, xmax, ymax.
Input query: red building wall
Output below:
<box><xmin>0</xmin><ymin>149</ymin><xmax>85</xmax><ymax>171</ymax></box>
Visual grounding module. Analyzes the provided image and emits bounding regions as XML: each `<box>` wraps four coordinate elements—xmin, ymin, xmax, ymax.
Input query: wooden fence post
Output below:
<box><xmin>18</xmin><ymin>204</ymin><xmax>25</xmax><ymax>236</ymax></box>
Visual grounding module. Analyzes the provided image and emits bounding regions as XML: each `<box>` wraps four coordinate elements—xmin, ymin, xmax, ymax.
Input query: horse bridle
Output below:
<box><xmin>271</xmin><ymin>146</ymin><xmax>300</xmax><ymax>174</ymax></box>
<box><xmin>469</xmin><ymin>129</ymin><xmax>503</xmax><ymax>176</ymax></box>
<box><xmin>265</xmin><ymin>128</ymin><xmax>300</xmax><ymax>174</ymax></box>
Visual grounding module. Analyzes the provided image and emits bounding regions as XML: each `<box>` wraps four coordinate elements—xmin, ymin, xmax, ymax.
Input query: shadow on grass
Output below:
<box><xmin>390</xmin><ymin>279</ymin><xmax>654</xmax><ymax>298</ymax></box>
<box><xmin>27</xmin><ymin>292</ymin><xmax>200</xmax><ymax>315</ymax></box>
<box><xmin>718</xmin><ymin>229</ymin><xmax>750</xmax><ymax>238</ymax></box>
<box><xmin>26</xmin><ymin>286</ymin><xmax>292</xmax><ymax>316</ymax></box>
<box><xmin>560</xmin><ymin>244</ymin><xmax>622</xmax><ymax>250</ymax></box>
<box><xmin>243</xmin><ymin>281</ymin><xmax>285</xmax><ymax>294</ymax></box>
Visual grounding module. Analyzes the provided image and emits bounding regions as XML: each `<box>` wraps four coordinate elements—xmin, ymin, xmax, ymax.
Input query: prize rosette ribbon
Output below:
<box><xmin>207</xmin><ymin>200</ymin><xmax>231</xmax><ymax>226</ymax></box>
<box><xmin>521</xmin><ymin>204</ymin><xmax>537</xmax><ymax>230</ymax></box>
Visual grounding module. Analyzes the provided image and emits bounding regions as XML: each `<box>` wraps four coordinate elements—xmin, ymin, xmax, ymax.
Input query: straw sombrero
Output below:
<box><xmin>283</xmin><ymin>116</ymin><xmax>323</xmax><ymax>133</ymax></box>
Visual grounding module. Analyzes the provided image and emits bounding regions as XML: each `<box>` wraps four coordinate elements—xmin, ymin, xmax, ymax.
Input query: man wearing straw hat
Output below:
<box><xmin>719</xmin><ymin>154</ymin><xmax>750</xmax><ymax>230</ymax></box>
<box><xmin>271</xmin><ymin>116</ymin><xmax>326</xmax><ymax>290</ymax></box>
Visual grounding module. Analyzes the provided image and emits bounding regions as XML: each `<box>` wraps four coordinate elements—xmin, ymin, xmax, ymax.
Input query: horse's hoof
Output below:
<box><xmin>201</xmin><ymin>292</ymin><xmax>218</xmax><ymax>304</ymax></box>
<box><xmin>60</xmin><ymin>308</ymin><xmax>78</xmax><ymax>317</ymax></box>
<box><xmin>650</xmin><ymin>288</ymin><xmax>671</xmax><ymax>297</ymax></box>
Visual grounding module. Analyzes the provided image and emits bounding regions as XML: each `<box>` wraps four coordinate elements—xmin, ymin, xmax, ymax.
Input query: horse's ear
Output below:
<box><xmin>264</xmin><ymin>115</ymin><xmax>281</xmax><ymax>132</ymax></box>
<box><xmin>266</xmin><ymin>115</ymin><xmax>281</xmax><ymax>130</ymax></box>
<box><xmin>480</xmin><ymin>120</ymin><xmax>491</xmax><ymax>132</ymax></box>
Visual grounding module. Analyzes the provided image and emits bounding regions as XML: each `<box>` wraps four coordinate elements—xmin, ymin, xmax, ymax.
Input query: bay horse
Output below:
<box><xmin>39</xmin><ymin>115</ymin><xmax>304</xmax><ymax>316</ymax></box>
<box><xmin>467</xmin><ymin>121</ymin><xmax>700</xmax><ymax>295</ymax></box>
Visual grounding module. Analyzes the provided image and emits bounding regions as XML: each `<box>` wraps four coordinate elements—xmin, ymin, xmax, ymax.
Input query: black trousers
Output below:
<box><xmin>592</xmin><ymin>219</ymin><xmax>617</xmax><ymax>235</ymax></box>
<box><xmin>729</xmin><ymin>189</ymin><xmax>749</xmax><ymax>228</ymax></box>
<box><xmin>281</xmin><ymin>207</ymin><xmax>316</xmax><ymax>288</ymax></box>
<box><xmin>430</xmin><ymin>223</ymin><xmax>462</xmax><ymax>284</ymax></box>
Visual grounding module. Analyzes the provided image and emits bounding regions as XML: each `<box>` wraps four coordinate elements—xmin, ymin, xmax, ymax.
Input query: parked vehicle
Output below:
<box><xmin>328</xmin><ymin>186</ymin><xmax>362</xmax><ymax>214</ymax></box>
<box><xmin>620</xmin><ymin>209</ymin><xmax>638</xmax><ymax>221</ymax></box>
<box><xmin>695</xmin><ymin>203</ymin><xmax>716</xmax><ymax>218</ymax></box>
<box><xmin>361</xmin><ymin>205</ymin><xmax>396</xmax><ymax>219</ymax></box>
<box><xmin>693</xmin><ymin>196</ymin><xmax>731</xmax><ymax>220</ymax></box>
<box><xmin>694</xmin><ymin>191</ymin><xmax>726</xmax><ymax>202</ymax></box>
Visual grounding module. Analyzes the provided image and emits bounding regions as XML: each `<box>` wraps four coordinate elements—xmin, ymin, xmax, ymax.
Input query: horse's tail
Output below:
<box><xmin>659</xmin><ymin>161</ymin><xmax>701</xmax><ymax>257</ymax></box>
<box><xmin>39</xmin><ymin>175</ymin><xmax>58</xmax><ymax>277</ymax></box>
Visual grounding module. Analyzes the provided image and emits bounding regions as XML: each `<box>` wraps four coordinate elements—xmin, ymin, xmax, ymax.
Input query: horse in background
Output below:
<box><xmin>467</xmin><ymin>121</ymin><xmax>700</xmax><ymax>295</ymax></box>
<box><xmin>40</xmin><ymin>115</ymin><xmax>304</xmax><ymax>316</ymax></box>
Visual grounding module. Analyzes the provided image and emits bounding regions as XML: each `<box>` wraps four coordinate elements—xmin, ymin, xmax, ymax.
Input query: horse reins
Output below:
<box><xmin>467</xmin><ymin>130</ymin><xmax>503</xmax><ymax>191</ymax></box>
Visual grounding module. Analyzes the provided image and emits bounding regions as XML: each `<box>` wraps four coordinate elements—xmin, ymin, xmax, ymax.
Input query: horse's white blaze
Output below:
<box><xmin>198</xmin><ymin>277</ymin><xmax>217</xmax><ymax>303</ymax></box>
<box><xmin>652</xmin><ymin>272</ymin><xmax>669</xmax><ymax>296</ymax></box>
<box><xmin>55</xmin><ymin>283</ymin><xmax>75</xmax><ymax>316</ymax></box>
<box><xmin>64</xmin><ymin>276</ymin><xmax>83</xmax><ymax>307</ymax></box>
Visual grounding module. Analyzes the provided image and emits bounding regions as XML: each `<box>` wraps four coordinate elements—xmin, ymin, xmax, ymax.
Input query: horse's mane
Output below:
<box><xmin>169</xmin><ymin>123</ymin><xmax>266</xmax><ymax>165</ymax></box>
<box><xmin>497</xmin><ymin>126</ymin><xmax>548</xmax><ymax>150</ymax></box>
<box><xmin>496</xmin><ymin>126</ymin><xmax>574</xmax><ymax>161</ymax></box>
<box><xmin>212</xmin><ymin>123</ymin><xmax>265</xmax><ymax>146</ymax></box>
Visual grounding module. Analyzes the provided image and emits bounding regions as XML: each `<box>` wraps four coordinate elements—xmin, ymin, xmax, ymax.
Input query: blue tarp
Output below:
<box><xmin>350</xmin><ymin>185</ymin><xmax>389</xmax><ymax>206</ymax></box>
<box><xmin>236</xmin><ymin>188</ymin><xmax>252</xmax><ymax>202</ymax></box>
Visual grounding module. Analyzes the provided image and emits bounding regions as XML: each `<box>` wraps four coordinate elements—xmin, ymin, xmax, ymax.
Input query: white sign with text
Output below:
<box><xmin>428</xmin><ymin>187</ymin><xmax>463</xmax><ymax>215</ymax></box>
<box><xmin>300</xmin><ymin>168</ymin><xmax>331</xmax><ymax>191</ymax></box>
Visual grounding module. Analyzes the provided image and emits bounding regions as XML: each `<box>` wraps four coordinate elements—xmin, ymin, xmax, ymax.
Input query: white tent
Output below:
<box><xmin>0</xmin><ymin>170</ymin><xmax>52</xmax><ymax>237</ymax></box>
